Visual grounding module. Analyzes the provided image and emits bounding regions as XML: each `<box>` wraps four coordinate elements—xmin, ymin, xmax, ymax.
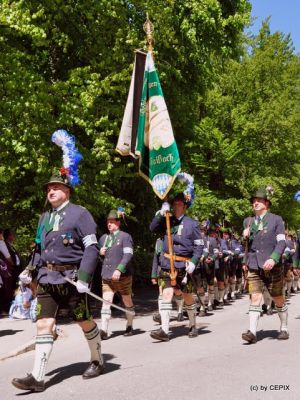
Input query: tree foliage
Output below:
<box><xmin>187</xmin><ymin>22</ymin><xmax>300</xmax><ymax>230</ymax></box>
<box><xmin>0</xmin><ymin>0</ymin><xmax>251</xmax><ymax>256</ymax></box>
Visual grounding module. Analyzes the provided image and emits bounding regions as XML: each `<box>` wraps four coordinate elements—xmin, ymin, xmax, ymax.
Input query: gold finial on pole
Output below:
<box><xmin>143</xmin><ymin>13</ymin><xmax>154</xmax><ymax>53</ymax></box>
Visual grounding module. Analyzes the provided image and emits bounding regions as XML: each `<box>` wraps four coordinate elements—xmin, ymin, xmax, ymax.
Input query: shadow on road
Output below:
<box><xmin>0</xmin><ymin>329</ymin><xmax>23</xmax><ymax>337</ymax></box>
<box><xmin>45</xmin><ymin>354</ymin><xmax>121</xmax><ymax>388</ymax></box>
<box><xmin>109</xmin><ymin>328</ymin><xmax>146</xmax><ymax>339</ymax></box>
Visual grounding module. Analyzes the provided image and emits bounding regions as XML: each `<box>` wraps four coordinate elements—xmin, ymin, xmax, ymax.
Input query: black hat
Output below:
<box><xmin>44</xmin><ymin>169</ymin><xmax>73</xmax><ymax>190</ymax></box>
<box><xmin>250</xmin><ymin>187</ymin><xmax>273</xmax><ymax>205</ymax></box>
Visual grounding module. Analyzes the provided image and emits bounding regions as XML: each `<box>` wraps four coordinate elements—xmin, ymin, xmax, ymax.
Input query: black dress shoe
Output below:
<box><xmin>12</xmin><ymin>374</ymin><xmax>45</xmax><ymax>392</ymax></box>
<box><xmin>277</xmin><ymin>330</ymin><xmax>289</xmax><ymax>340</ymax></box>
<box><xmin>124</xmin><ymin>326</ymin><xmax>133</xmax><ymax>336</ymax></box>
<box><xmin>82</xmin><ymin>361</ymin><xmax>104</xmax><ymax>379</ymax></box>
<box><xmin>150</xmin><ymin>328</ymin><xmax>169</xmax><ymax>342</ymax></box>
<box><xmin>188</xmin><ymin>326</ymin><xmax>198</xmax><ymax>338</ymax></box>
<box><xmin>100</xmin><ymin>330</ymin><xmax>108</xmax><ymax>340</ymax></box>
<box><xmin>242</xmin><ymin>330</ymin><xmax>257</xmax><ymax>344</ymax></box>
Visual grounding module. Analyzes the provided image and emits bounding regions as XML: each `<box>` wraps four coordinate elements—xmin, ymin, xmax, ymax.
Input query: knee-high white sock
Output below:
<box><xmin>186</xmin><ymin>303</ymin><xmax>197</xmax><ymax>327</ymax></box>
<box><xmin>160</xmin><ymin>301</ymin><xmax>172</xmax><ymax>334</ymax></box>
<box><xmin>249</xmin><ymin>305</ymin><xmax>261</xmax><ymax>335</ymax></box>
<box><xmin>218</xmin><ymin>289</ymin><xmax>225</xmax><ymax>301</ymax></box>
<box><xmin>32</xmin><ymin>334</ymin><xmax>54</xmax><ymax>381</ymax></box>
<box><xmin>237</xmin><ymin>280</ymin><xmax>243</xmax><ymax>294</ymax></box>
<box><xmin>224</xmin><ymin>286</ymin><xmax>229</xmax><ymax>300</ymax></box>
<box><xmin>214</xmin><ymin>285</ymin><xmax>219</xmax><ymax>300</ymax></box>
<box><xmin>101</xmin><ymin>303</ymin><xmax>111</xmax><ymax>333</ymax></box>
<box><xmin>286</xmin><ymin>281</ymin><xmax>292</xmax><ymax>294</ymax></box>
<box><xmin>230</xmin><ymin>283</ymin><xmax>236</xmax><ymax>298</ymax></box>
<box><xmin>158</xmin><ymin>295</ymin><xmax>163</xmax><ymax>312</ymax></box>
<box><xmin>276</xmin><ymin>304</ymin><xmax>288</xmax><ymax>332</ymax></box>
<box><xmin>125</xmin><ymin>306</ymin><xmax>135</xmax><ymax>328</ymax></box>
<box><xmin>199</xmin><ymin>294</ymin><xmax>206</xmax><ymax>310</ymax></box>
<box><xmin>293</xmin><ymin>277</ymin><xmax>298</xmax><ymax>291</ymax></box>
<box><xmin>208</xmin><ymin>289</ymin><xmax>214</xmax><ymax>306</ymax></box>
<box><xmin>174</xmin><ymin>295</ymin><xmax>184</xmax><ymax>314</ymax></box>
<box><xmin>84</xmin><ymin>324</ymin><xmax>103</xmax><ymax>364</ymax></box>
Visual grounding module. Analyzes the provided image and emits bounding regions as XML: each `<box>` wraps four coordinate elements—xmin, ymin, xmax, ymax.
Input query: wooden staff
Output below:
<box><xmin>165</xmin><ymin>210</ymin><xmax>177</xmax><ymax>286</ymax></box>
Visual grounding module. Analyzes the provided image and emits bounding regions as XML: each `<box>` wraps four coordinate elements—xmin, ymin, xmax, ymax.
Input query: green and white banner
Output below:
<box><xmin>117</xmin><ymin>51</ymin><xmax>181</xmax><ymax>199</ymax></box>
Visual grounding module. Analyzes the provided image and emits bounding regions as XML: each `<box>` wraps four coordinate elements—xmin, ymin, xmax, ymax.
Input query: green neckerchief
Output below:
<box><xmin>171</xmin><ymin>215</ymin><xmax>184</xmax><ymax>235</ymax></box>
<box><xmin>250</xmin><ymin>212</ymin><xmax>269</xmax><ymax>238</ymax></box>
<box><xmin>106</xmin><ymin>230</ymin><xmax>120</xmax><ymax>248</ymax></box>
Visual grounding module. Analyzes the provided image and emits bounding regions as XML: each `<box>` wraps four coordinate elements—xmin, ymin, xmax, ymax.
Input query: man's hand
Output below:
<box><xmin>185</xmin><ymin>261</ymin><xmax>196</xmax><ymax>274</ymax></box>
<box><xmin>112</xmin><ymin>270</ymin><xmax>121</xmax><ymax>281</ymax></box>
<box><xmin>76</xmin><ymin>280</ymin><xmax>90</xmax><ymax>293</ymax></box>
<box><xmin>263</xmin><ymin>259</ymin><xmax>276</xmax><ymax>271</ymax></box>
<box><xmin>243</xmin><ymin>227</ymin><xmax>250</xmax><ymax>239</ymax></box>
<box><xmin>151</xmin><ymin>278</ymin><xmax>158</xmax><ymax>285</ymax></box>
<box><xmin>293</xmin><ymin>269</ymin><xmax>300</xmax><ymax>277</ymax></box>
<box><xmin>160</xmin><ymin>202</ymin><xmax>170</xmax><ymax>216</ymax></box>
<box><xmin>99</xmin><ymin>247</ymin><xmax>107</xmax><ymax>256</ymax></box>
<box><xmin>242</xmin><ymin>264</ymin><xmax>248</xmax><ymax>273</ymax></box>
<box><xmin>19</xmin><ymin>269</ymin><xmax>32</xmax><ymax>285</ymax></box>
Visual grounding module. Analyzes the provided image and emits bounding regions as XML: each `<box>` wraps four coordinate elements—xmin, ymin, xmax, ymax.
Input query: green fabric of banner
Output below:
<box><xmin>135</xmin><ymin>52</ymin><xmax>181</xmax><ymax>199</ymax></box>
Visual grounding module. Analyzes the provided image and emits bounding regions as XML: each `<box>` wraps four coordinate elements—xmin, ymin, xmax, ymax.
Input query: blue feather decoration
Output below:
<box><xmin>177</xmin><ymin>172</ymin><xmax>195</xmax><ymax>207</ymax></box>
<box><xmin>51</xmin><ymin>129</ymin><xmax>83</xmax><ymax>186</ymax></box>
<box><xmin>294</xmin><ymin>191</ymin><xmax>300</xmax><ymax>202</ymax></box>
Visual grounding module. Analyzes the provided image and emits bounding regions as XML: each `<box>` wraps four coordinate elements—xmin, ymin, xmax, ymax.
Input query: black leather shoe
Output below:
<box><xmin>82</xmin><ymin>361</ymin><xmax>104</xmax><ymax>379</ymax></box>
<box><xmin>12</xmin><ymin>374</ymin><xmax>45</xmax><ymax>392</ymax></box>
<box><xmin>278</xmin><ymin>330</ymin><xmax>289</xmax><ymax>340</ymax></box>
<box><xmin>188</xmin><ymin>326</ymin><xmax>198</xmax><ymax>338</ymax></box>
<box><xmin>100</xmin><ymin>330</ymin><xmax>108</xmax><ymax>340</ymax></box>
<box><xmin>124</xmin><ymin>326</ymin><xmax>133</xmax><ymax>336</ymax></box>
<box><xmin>152</xmin><ymin>313</ymin><xmax>161</xmax><ymax>324</ymax></box>
<box><xmin>177</xmin><ymin>312</ymin><xmax>184</xmax><ymax>321</ymax></box>
<box><xmin>150</xmin><ymin>328</ymin><xmax>169</xmax><ymax>342</ymax></box>
<box><xmin>242</xmin><ymin>330</ymin><xmax>257</xmax><ymax>344</ymax></box>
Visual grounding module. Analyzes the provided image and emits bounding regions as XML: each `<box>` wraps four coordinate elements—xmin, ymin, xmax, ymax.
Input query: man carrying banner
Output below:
<box><xmin>149</xmin><ymin>193</ymin><xmax>204</xmax><ymax>341</ymax></box>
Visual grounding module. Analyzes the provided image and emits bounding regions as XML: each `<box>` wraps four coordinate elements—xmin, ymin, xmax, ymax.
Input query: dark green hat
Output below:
<box><xmin>44</xmin><ymin>169</ymin><xmax>73</xmax><ymax>190</ymax></box>
<box><xmin>221</xmin><ymin>227</ymin><xmax>232</xmax><ymax>234</ymax></box>
<box><xmin>250</xmin><ymin>187</ymin><xmax>273</xmax><ymax>205</ymax></box>
<box><xmin>107</xmin><ymin>209</ymin><xmax>121</xmax><ymax>220</ymax></box>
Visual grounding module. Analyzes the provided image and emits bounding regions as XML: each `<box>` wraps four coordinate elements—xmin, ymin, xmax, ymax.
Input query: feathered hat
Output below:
<box><xmin>44</xmin><ymin>129</ymin><xmax>83</xmax><ymax>190</ymax></box>
<box><xmin>172</xmin><ymin>172</ymin><xmax>195</xmax><ymax>208</ymax></box>
<box><xmin>250</xmin><ymin>185</ymin><xmax>274</xmax><ymax>205</ymax></box>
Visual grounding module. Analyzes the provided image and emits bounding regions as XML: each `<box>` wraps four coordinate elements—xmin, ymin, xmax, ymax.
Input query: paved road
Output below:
<box><xmin>1</xmin><ymin>288</ymin><xmax>300</xmax><ymax>400</ymax></box>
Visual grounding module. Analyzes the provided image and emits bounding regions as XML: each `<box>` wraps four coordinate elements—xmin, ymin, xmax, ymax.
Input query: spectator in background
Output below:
<box><xmin>0</xmin><ymin>228</ymin><xmax>14</xmax><ymax>313</ymax></box>
<box><xmin>4</xmin><ymin>229</ymin><xmax>22</xmax><ymax>289</ymax></box>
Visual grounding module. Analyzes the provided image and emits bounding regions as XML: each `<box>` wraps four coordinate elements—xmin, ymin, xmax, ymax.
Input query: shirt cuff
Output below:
<box><xmin>117</xmin><ymin>264</ymin><xmax>126</xmax><ymax>273</ymax></box>
<box><xmin>78</xmin><ymin>270</ymin><xmax>92</xmax><ymax>283</ymax></box>
<box><xmin>191</xmin><ymin>256</ymin><xmax>198</xmax><ymax>265</ymax></box>
<box><xmin>270</xmin><ymin>251</ymin><xmax>280</xmax><ymax>263</ymax></box>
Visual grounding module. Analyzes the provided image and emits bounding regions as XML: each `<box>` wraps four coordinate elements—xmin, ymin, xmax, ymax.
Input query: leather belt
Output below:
<box><xmin>45</xmin><ymin>263</ymin><xmax>77</xmax><ymax>272</ymax></box>
<box><xmin>164</xmin><ymin>253</ymin><xmax>190</xmax><ymax>262</ymax></box>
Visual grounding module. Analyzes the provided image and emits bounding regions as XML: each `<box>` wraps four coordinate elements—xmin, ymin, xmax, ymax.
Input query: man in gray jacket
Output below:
<box><xmin>99</xmin><ymin>210</ymin><xmax>134</xmax><ymax>339</ymax></box>
<box><xmin>242</xmin><ymin>187</ymin><xmax>287</xmax><ymax>344</ymax></box>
